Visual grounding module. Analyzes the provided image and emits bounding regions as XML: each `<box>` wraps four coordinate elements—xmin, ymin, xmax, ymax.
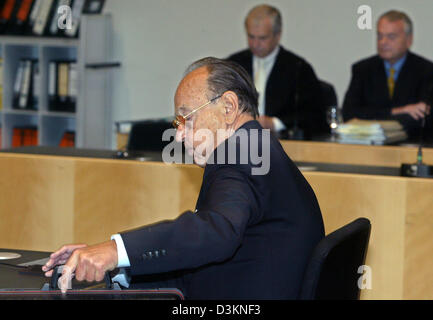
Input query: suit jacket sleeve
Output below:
<box><xmin>419</xmin><ymin>68</ymin><xmax>433</xmax><ymax>104</ymax></box>
<box><xmin>342</xmin><ymin>63</ymin><xmax>392</xmax><ymax>121</ymax></box>
<box><xmin>119</xmin><ymin>167</ymin><xmax>260</xmax><ymax>276</ymax></box>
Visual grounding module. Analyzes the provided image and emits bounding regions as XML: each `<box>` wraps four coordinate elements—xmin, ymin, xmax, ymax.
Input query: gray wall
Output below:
<box><xmin>104</xmin><ymin>0</ymin><xmax>433</xmax><ymax>124</ymax></box>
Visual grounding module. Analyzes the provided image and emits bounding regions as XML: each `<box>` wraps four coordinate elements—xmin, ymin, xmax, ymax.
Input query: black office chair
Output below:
<box><xmin>127</xmin><ymin>118</ymin><xmax>176</xmax><ymax>152</ymax></box>
<box><xmin>319</xmin><ymin>80</ymin><xmax>338</xmax><ymax>108</ymax></box>
<box><xmin>299</xmin><ymin>217</ymin><xmax>371</xmax><ymax>300</ymax></box>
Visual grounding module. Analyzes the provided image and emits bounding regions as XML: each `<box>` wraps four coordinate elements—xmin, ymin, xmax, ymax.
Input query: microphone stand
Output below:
<box><xmin>288</xmin><ymin>61</ymin><xmax>304</xmax><ymax>140</ymax></box>
<box><xmin>401</xmin><ymin>110</ymin><xmax>433</xmax><ymax>178</ymax></box>
<box><xmin>417</xmin><ymin>117</ymin><xmax>425</xmax><ymax>165</ymax></box>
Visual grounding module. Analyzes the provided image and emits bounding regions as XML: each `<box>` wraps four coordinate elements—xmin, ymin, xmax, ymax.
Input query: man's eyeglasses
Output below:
<box><xmin>172</xmin><ymin>94</ymin><xmax>223</xmax><ymax>129</ymax></box>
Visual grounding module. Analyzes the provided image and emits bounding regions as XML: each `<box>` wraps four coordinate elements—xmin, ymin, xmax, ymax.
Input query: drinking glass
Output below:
<box><xmin>326</xmin><ymin>106</ymin><xmax>342</xmax><ymax>140</ymax></box>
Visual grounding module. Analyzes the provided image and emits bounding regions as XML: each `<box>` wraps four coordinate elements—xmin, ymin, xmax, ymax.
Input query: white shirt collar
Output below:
<box><xmin>253</xmin><ymin>45</ymin><xmax>280</xmax><ymax>65</ymax></box>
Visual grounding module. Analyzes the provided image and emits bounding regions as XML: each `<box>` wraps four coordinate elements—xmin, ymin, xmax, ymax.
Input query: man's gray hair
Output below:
<box><xmin>185</xmin><ymin>57</ymin><xmax>259</xmax><ymax>118</ymax></box>
<box><xmin>379</xmin><ymin>10</ymin><xmax>413</xmax><ymax>35</ymax></box>
<box><xmin>244</xmin><ymin>4</ymin><xmax>282</xmax><ymax>35</ymax></box>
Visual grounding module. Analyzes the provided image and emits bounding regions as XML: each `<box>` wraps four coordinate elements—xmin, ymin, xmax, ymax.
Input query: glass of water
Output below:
<box><xmin>326</xmin><ymin>106</ymin><xmax>342</xmax><ymax>140</ymax></box>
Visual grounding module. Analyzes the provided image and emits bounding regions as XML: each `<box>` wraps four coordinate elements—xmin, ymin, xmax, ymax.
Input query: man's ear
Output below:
<box><xmin>275</xmin><ymin>31</ymin><xmax>282</xmax><ymax>44</ymax></box>
<box><xmin>406</xmin><ymin>33</ymin><xmax>413</xmax><ymax>48</ymax></box>
<box><xmin>222</xmin><ymin>91</ymin><xmax>239</xmax><ymax>125</ymax></box>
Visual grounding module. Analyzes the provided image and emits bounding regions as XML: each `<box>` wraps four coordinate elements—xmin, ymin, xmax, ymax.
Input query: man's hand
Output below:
<box><xmin>42</xmin><ymin>243</ymin><xmax>88</xmax><ymax>277</ymax></box>
<box><xmin>392</xmin><ymin>102</ymin><xmax>431</xmax><ymax>120</ymax></box>
<box><xmin>64</xmin><ymin>241</ymin><xmax>118</xmax><ymax>283</ymax></box>
<box><xmin>42</xmin><ymin>241</ymin><xmax>118</xmax><ymax>292</ymax></box>
<box><xmin>257</xmin><ymin>115</ymin><xmax>275</xmax><ymax>130</ymax></box>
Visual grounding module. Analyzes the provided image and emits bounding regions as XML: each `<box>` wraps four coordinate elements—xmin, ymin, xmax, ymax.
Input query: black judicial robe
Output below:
<box><xmin>228</xmin><ymin>46</ymin><xmax>328</xmax><ymax>138</ymax></box>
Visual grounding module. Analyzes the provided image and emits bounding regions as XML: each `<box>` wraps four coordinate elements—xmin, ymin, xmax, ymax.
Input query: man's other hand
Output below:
<box><xmin>392</xmin><ymin>102</ymin><xmax>431</xmax><ymax>120</ymax></box>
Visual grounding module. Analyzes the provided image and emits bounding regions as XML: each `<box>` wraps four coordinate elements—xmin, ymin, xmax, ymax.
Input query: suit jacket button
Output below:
<box><xmin>142</xmin><ymin>253</ymin><xmax>147</xmax><ymax>260</ymax></box>
<box><xmin>147</xmin><ymin>251</ymin><xmax>153</xmax><ymax>259</ymax></box>
<box><xmin>161</xmin><ymin>249</ymin><xmax>167</xmax><ymax>256</ymax></box>
<box><xmin>154</xmin><ymin>250</ymin><xmax>159</xmax><ymax>258</ymax></box>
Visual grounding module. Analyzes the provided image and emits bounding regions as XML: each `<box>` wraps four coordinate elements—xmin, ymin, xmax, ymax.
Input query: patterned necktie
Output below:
<box><xmin>388</xmin><ymin>67</ymin><xmax>395</xmax><ymax>99</ymax></box>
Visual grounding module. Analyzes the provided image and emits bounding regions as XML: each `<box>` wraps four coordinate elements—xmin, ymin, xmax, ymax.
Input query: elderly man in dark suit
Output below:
<box><xmin>343</xmin><ymin>10</ymin><xmax>433</xmax><ymax>140</ymax></box>
<box><xmin>228</xmin><ymin>4</ymin><xmax>328</xmax><ymax>139</ymax></box>
<box><xmin>42</xmin><ymin>57</ymin><xmax>324</xmax><ymax>299</ymax></box>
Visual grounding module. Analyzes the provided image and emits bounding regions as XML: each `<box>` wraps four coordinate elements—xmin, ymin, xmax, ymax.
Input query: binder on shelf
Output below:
<box><xmin>48</xmin><ymin>0</ymin><xmax>70</xmax><ymax>36</ymax></box>
<box><xmin>11</xmin><ymin>127</ymin><xmax>19</xmax><ymax>146</ymax></box>
<box><xmin>12</xmin><ymin>126</ymin><xmax>38</xmax><ymax>147</ymax></box>
<box><xmin>64</xmin><ymin>0</ymin><xmax>84</xmax><ymax>37</ymax></box>
<box><xmin>12</xmin><ymin>59</ymin><xmax>25</xmax><ymax>109</ymax></box>
<box><xmin>13</xmin><ymin>58</ymin><xmax>38</xmax><ymax>110</ymax></box>
<box><xmin>32</xmin><ymin>60</ymin><xmax>39</xmax><ymax>109</ymax></box>
<box><xmin>9</xmin><ymin>0</ymin><xmax>34</xmax><ymax>34</ymax></box>
<box><xmin>57</xmin><ymin>61</ymin><xmax>68</xmax><ymax>104</ymax></box>
<box><xmin>48</xmin><ymin>59</ymin><xmax>76</xmax><ymax>112</ymax></box>
<box><xmin>68</xmin><ymin>61</ymin><xmax>77</xmax><ymax>108</ymax></box>
<box><xmin>0</xmin><ymin>0</ymin><xmax>18</xmax><ymax>34</ymax></box>
<box><xmin>59</xmin><ymin>130</ymin><xmax>74</xmax><ymax>147</ymax></box>
<box><xmin>23</xmin><ymin>127</ymin><xmax>34</xmax><ymax>145</ymax></box>
<box><xmin>48</xmin><ymin>60</ymin><xmax>57</xmax><ymax>109</ymax></box>
<box><xmin>18</xmin><ymin>59</ymin><xmax>31</xmax><ymax>109</ymax></box>
<box><xmin>26</xmin><ymin>0</ymin><xmax>42</xmax><ymax>34</ymax></box>
<box><xmin>32</xmin><ymin>0</ymin><xmax>53</xmax><ymax>35</ymax></box>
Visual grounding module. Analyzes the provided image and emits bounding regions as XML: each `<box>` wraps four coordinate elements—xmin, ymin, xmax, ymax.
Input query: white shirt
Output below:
<box><xmin>111</xmin><ymin>234</ymin><xmax>131</xmax><ymax>267</ymax></box>
<box><xmin>252</xmin><ymin>46</ymin><xmax>286</xmax><ymax>132</ymax></box>
<box><xmin>110</xmin><ymin>234</ymin><xmax>131</xmax><ymax>287</ymax></box>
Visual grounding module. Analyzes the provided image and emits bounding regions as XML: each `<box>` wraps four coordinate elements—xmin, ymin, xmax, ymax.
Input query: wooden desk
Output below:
<box><xmin>0</xmin><ymin>152</ymin><xmax>431</xmax><ymax>299</ymax></box>
<box><xmin>281</xmin><ymin>140</ymin><xmax>433</xmax><ymax>167</ymax></box>
<box><xmin>117</xmin><ymin>133</ymin><xmax>433</xmax><ymax>167</ymax></box>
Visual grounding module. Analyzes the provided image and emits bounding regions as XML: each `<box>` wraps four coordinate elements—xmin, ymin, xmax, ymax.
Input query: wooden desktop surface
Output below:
<box><xmin>280</xmin><ymin>140</ymin><xmax>433</xmax><ymax>167</ymax></box>
<box><xmin>0</xmin><ymin>145</ymin><xmax>432</xmax><ymax>300</ymax></box>
<box><xmin>117</xmin><ymin>133</ymin><xmax>433</xmax><ymax>167</ymax></box>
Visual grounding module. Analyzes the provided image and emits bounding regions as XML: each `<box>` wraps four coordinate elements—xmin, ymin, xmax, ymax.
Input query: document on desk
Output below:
<box><xmin>18</xmin><ymin>257</ymin><xmax>50</xmax><ymax>267</ymax></box>
<box><xmin>337</xmin><ymin>120</ymin><xmax>407</xmax><ymax>145</ymax></box>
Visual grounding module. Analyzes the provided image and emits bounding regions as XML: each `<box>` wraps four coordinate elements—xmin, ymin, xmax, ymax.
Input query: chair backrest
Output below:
<box><xmin>319</xmin><ymin>80</ymin><xmax>338</xmax><ymax>108</ymax></box>
<box><xmin>127</xmin><ymin>119</ymin><xmax>174</xmax><ymax>152</ymax></box>
<box><xmin>299</xmin><ymin>217</ymin><xmax>371</xmax><ymax>300</ymax></box>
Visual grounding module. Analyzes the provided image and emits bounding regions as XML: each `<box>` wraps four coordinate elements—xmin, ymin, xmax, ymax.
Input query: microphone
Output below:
<box><xmin>400</xmin><ymin>86</ymin><xmax>433</xmax><ymax>178</ymax></box>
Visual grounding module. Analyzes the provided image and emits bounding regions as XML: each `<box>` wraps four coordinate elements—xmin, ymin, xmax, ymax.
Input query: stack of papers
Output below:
<box><xmin>336</xmin><ymin>119</ymin><xmax>407</xmax><ymax>145</ymax></box>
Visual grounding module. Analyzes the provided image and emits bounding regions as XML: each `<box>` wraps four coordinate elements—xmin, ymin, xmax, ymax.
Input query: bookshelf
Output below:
<box><xmin>0</xmin><ymin>13</ymin><xmax>114</xmax><ymax>149</ymax></box>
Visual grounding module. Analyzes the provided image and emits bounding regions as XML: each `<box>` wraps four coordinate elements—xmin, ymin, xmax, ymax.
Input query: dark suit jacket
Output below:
<box><xmin>342</xmin><ymin>52</ymin><xmax>433</xmax><ymax>140</ymax></box>
<box><xmin>228</xmin><ymin>46</ymin><xmax>328</xmax><ymax>138</ymax></box>
<box><xmin>121</xmin><ymin>120</ymin><xmax>325</xmax><ymax>299</ymax></box>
